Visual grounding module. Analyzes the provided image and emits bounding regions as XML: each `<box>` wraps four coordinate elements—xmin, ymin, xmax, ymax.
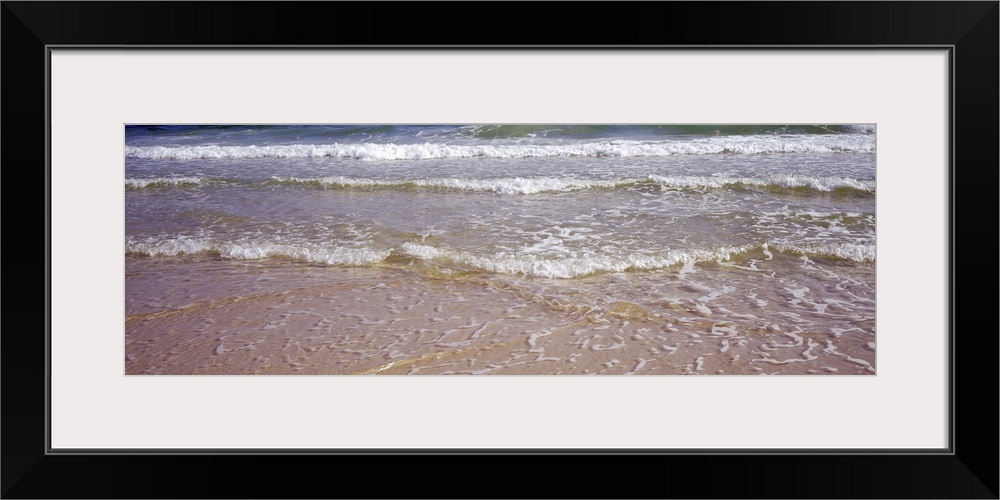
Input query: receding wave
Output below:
<box><xmin>649</xmin><ymin>175</ymin><xmax>875</xmax><ymax>194</ymax></box>
<box><xmin>269</xmin><ymin>175</ymin><xmax>874</xmax><ymax>195</ymax></box>
<box><xmin>124</xmin><ymin>135</ymin><xmax>874</xmax><ymax>161</ymax></box>
<box><xmin>401</xmin><ymin>241</ymin><xmax>874</xmax><ymax>278</ymax></box>
<box><xmin>126</xmin><ymin>238</ymin><xmax>873</xmax><ymax>276</ymax></box>
<box><xmin>768</xmin><ymin>242</ymin><xmax>875</xmax><ymax>263</ymax></box>
<box><xmin>271</xmin><ymin>176</ymin><xmax>631</xmax><ymax>195</ymax></box>
<box><xmin>399</xmin><ymin>242</ymin><xmax>759</xmax><ymax>278</ymax></box>
<box><xmin>123</xmin><ymin>174</ymin><xmax>873</xmax><ymax>195</ymax></box>
<box><xmin>125</xmin><ymin>177</ymin><xmax>204</xmax><ymax>189</ymax></box>
<box><xmin>125</xmin><ymin>238</ymin><xmax>390</xmax><ymax>266</ymax></box>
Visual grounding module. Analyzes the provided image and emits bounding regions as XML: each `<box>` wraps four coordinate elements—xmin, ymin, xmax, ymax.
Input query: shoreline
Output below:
<box><xmin>125</xmin><ymin>255</ymin><xmax>876</xmax><ymax>375</ymax></box>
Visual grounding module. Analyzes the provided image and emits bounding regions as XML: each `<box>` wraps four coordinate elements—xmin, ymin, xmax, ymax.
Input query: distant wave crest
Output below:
<box><xmin>125</xmin><ymin>135</ymin><xmax>874</xmax><ymax>161</ymax></box>
<box><xmin>272</xmin><ymin>175</ymin><xmax>874</xmax><ymax>195</ymax></box>
<box><xmin>124</xmin><ymin>174</ymin><xmax>875</xmax><ymax>195</ymax></box>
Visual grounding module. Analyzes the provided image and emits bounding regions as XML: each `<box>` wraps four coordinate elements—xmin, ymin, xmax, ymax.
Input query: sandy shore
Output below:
<box><xmin>125</xmin><ymin>256</ymin><xmax>876</xmax><ymax>375</ymax></box>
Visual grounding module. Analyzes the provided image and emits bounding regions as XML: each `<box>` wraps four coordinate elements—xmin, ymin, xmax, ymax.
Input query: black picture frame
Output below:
<box><xmin>3</xmin><ymin>2</ymin><xmax>996</xmax><ymax>498</ymax></box>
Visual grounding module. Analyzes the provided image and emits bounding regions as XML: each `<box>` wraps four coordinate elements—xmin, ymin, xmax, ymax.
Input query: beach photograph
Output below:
<box><xmin>124</xmin><ymin>125</ymin><xmax>876</xmax><ymax>375</ymax></box>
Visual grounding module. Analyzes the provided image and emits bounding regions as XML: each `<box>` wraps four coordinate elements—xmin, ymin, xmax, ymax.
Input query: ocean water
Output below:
<box><xmin>125</xmin><ymin>125</ymin><xmax>876</xmax><ymax>375</ymax></box>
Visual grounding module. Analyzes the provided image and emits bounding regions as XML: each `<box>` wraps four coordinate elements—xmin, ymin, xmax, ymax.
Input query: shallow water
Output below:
<box><xmin>124</xmin><ymin>125</ymin><xmax>876</xmax><ymax>375</ymax></box>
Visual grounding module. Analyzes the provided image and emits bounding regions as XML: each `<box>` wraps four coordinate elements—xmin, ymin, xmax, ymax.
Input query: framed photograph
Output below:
<box><xmin>4</xmin><ymin>2</ymin><xmax>996</xmax><ymax>498</ymax></box>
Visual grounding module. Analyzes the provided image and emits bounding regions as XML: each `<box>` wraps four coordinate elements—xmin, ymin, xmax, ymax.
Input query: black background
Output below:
<box><xmin>3</xmin><ymin>2</ymin><xmax>997</xmax><ymax>498</ymax></box>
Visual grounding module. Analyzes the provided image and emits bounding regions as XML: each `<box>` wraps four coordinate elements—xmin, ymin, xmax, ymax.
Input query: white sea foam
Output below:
<box><xmin>694</xmin><ymin>357</ymin><xmax>705</xmax><ymax>371</ymax></box>
<box><xmin>125</xmin><ymin>177</ymin><xmax>203</xmax><ymax>189</ymax></box>
<box><xmin>121</xmin><ymin>173</ymin><xmax>875</xmax><ymax>196</ymax></box>
<box><xmin>124</xmin><ymin>135</ymin><xmax>874</xmax><ymax>161</ymax></box>
<box><xmin>771</xmin><ymin>242</ymin><xmax>875</xmax><ymax>262</ymax></box>
<box><xmin>271</xmin><ymin>174</ymin><xmax>874</xmax><ymax>194</ymax></box>
<box><xmin>125</xmin><ymin>237</ymin><xmax>390</xmax><ymax>266</ymax></box>
<box><xmin>648</xmin><ymin>174</ymin><xmax>875</xmax><ymax>193</ymax></box>
<box><xmin>274</xmin><ymin>176</ymin><xmax>629</xmax><ymax>195</ymax></box>
<box><xmin>400</xmin><ymin>242</ymin><xmax>755</xmax><ymax>278</ymax></box>
<box><xmin>400</xmin><ymin>240</ymin><xmax>874</xmax><ymax>278</ymax></box>
<box><xmin>125</xmin><ymin>237</ymin><xmax>873</xmax><ymax>273</ymax></box>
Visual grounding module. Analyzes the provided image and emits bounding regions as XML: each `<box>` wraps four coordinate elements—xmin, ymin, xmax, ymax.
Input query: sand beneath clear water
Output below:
<box><xmin>125</xmin><ymin>255</ymin><xmax>876</xmax><ymax>376</ymax></box>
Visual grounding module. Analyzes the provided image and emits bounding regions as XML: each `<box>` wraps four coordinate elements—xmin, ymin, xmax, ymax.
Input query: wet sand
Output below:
<box><xmin>125</xmin><ymin>255</ymin><xmax>876</xmax><ymax>375</ymax></box>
